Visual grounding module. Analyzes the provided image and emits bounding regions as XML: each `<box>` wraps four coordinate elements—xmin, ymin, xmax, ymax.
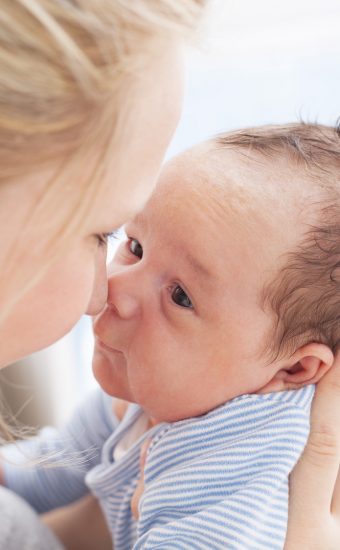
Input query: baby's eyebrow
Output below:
<box><xmin>131</xmin><ymin>211</ymin><xmax>212</xmax><ymax>280</ymax></box>
<box><xmin>185</xmin><ymin>251</ymin><xmax>212</xmax><ymax>280</ymax></box>
<box><xmin>130</xmin><ymin>211</ymin><xmax>147</xmax><ymax>229</ymax></box>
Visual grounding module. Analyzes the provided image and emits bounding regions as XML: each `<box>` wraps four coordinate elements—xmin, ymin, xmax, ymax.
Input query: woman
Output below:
<box><xmin>0</xmin><ymin>1</ymin><xmax>339</xmax><ymax>549</ymax></box>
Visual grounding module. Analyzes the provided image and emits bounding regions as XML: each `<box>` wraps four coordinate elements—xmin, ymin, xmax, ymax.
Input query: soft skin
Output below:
<box><xmin>284</xmin><ymin>351</ymin><xmax>340</xmax><ymax>549</ymax></box>
<box><xmin>0</xmin><ymin>44</ymin><xmax>183</xmax><ymax>368</ymax></box>
<box><xmin>92</xmin><ymin>142</ymin><xmax>333</xmax><ymax>423</ymax></box>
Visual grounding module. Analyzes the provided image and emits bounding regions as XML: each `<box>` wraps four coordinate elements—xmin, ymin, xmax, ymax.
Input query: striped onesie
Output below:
<box><xmin>3</xmin><ymin>385</ymin><xmax>314</xmax><ymax>549</ymax></box>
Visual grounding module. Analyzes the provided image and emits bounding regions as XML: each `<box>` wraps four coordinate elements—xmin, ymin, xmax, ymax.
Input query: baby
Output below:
<box><xmin>2</xmin><ymin>123</ymin><xmax>340</xmax><ymax>549</ymax></box>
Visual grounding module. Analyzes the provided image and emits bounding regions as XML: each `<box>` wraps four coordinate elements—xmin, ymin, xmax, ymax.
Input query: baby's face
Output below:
<box><xmin>92</xmin><ymin>142</ymin><xmax>303</xmax><ymax>422</ymax></box>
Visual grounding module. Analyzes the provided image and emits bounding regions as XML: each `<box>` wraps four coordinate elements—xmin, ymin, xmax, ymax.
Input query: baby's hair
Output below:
<box><xmin>216</xmin><ymin>123</ymin><xmax>340</xmax><ymax>361</ymax></box>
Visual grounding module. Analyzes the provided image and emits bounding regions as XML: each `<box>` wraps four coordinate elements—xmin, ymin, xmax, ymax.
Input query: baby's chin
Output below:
<box><xmin>138</xmin><ymin>399</ymin><xmax>220</xmax><ymax>425</ymax></box>
<box><xmin>92</xmin><ymin>345</ymin><xmax>134</xmax><ymax>402</ymax></box>
<box><xmin>91</xmin><ymin>346</ymin><xmax>230</xmax><ymax>424</ymax></box>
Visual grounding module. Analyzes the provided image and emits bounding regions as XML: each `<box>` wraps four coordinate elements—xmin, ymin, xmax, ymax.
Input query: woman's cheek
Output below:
<box><xmin>46</xmin><ymin>249</ymin><xmax>97</xmax><ymax>331</ymax></box>
<box><xmin>86</xmin><ymin>247</ymin><xmax>108</xmax><ymax>315</ymax></box>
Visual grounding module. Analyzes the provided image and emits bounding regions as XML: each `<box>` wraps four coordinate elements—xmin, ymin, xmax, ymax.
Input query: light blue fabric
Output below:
<box><xmin>0</xmin><ymin>485</ymin><xmax>64</xmax><ymax>549</ymax></box>
<box><xmin>2</xmin><ymin>389</ymin><xmax>116</xmax><ymax>512</ymax></box>
<box><xmin>3</xmin><ymin>386</ymin><xmax>314</xmax><ymax>550</ymax></box>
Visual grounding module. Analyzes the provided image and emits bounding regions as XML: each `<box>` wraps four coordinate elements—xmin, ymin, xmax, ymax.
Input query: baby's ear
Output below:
<box><xmin>259</xmin><ymin>343</ymin><xmax>334</xmax><ymax>393</ymax></box>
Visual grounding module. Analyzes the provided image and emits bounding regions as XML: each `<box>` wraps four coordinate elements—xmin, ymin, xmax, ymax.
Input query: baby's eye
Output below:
<box><xmin>129</xmin><ymin>238</ymin><xmax>143</xmax><ymax>259</ymax></box>
<box><xmin>171</xmin><ymin>285</ymin><xmax>193</xmax><ymax>309</ymax></box>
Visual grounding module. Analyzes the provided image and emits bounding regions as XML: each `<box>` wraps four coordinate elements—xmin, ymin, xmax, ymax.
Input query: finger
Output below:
<box><xmin>291</xmin><ymin>351</ymin><xmax>340</xmax><ymax>512</ymax></box>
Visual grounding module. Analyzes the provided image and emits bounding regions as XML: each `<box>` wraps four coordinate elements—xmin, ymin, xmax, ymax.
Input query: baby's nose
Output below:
<box><xmin>107</xmin><ymin>271</ymin><xmax>142</xmax><ymax>319</ymax></box>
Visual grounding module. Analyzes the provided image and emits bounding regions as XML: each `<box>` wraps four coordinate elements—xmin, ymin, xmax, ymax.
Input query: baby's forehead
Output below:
<box><xmin>165</xmin><ymin>139</ymin><xmax>317</xmax><ymax>213</ymax></box>
<box><xmin>160</xmin><ymin>142</ymin><xmax>266</xmax><ymax>217</ymax></box>
<box><xmin>162</xmin><ymin>142</ymin><xmax>238</xmax><ymax>195</ymax></box>
<box><xmin>155</xmin><ymin>140</ymin><xmax>320</xmax><ymax>260</ymax></box>
<box><xmin>155</xmin><ymin>149</ymin><xmax>257</xmax><ymax>243</ymax></box>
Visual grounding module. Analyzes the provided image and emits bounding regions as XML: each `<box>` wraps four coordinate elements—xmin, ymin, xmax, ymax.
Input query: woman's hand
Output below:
<box><xmin>42</xmin><ymin>494</ymin><xmax>112</xmax><ymax>550</ymax></box>
<box><xmin>285</xmin><ymin>351</ymin><xmax>340</xmax><ymax>549</ymax></box>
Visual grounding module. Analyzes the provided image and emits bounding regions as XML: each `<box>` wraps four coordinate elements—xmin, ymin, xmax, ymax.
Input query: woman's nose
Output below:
<box><xmin>107</xmin><ymin>267</ymin><xmax>142</xmax><ymax>319</ymax></box>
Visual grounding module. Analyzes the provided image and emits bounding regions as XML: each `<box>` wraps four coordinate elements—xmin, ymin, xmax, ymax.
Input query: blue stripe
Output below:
<box><xmin>3</xmin><ymin>385</ymin><xmax>314</xmax><ymax>549</ymax></box>
<box><xmin>90</xmin><ymin>386</ymin><xmax>312</xmax><ymax>549</ymax></box>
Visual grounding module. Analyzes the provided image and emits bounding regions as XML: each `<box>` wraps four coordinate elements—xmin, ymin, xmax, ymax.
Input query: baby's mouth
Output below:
<box><xmin>95</xmin><ymin>336</ymin><xmax>122</xmax><ymax>354</ymax></box>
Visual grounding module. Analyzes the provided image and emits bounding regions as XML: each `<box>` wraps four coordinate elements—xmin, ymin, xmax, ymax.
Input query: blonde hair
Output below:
<box><xmin>0</xmin><ymin>0</ymin><xmax>204</xmax><ymax>180</ymax></box>
<box><xmin>0</xmin><ymin>0</ymin><xmax>205</xmax><ymax>440</ymax></box>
